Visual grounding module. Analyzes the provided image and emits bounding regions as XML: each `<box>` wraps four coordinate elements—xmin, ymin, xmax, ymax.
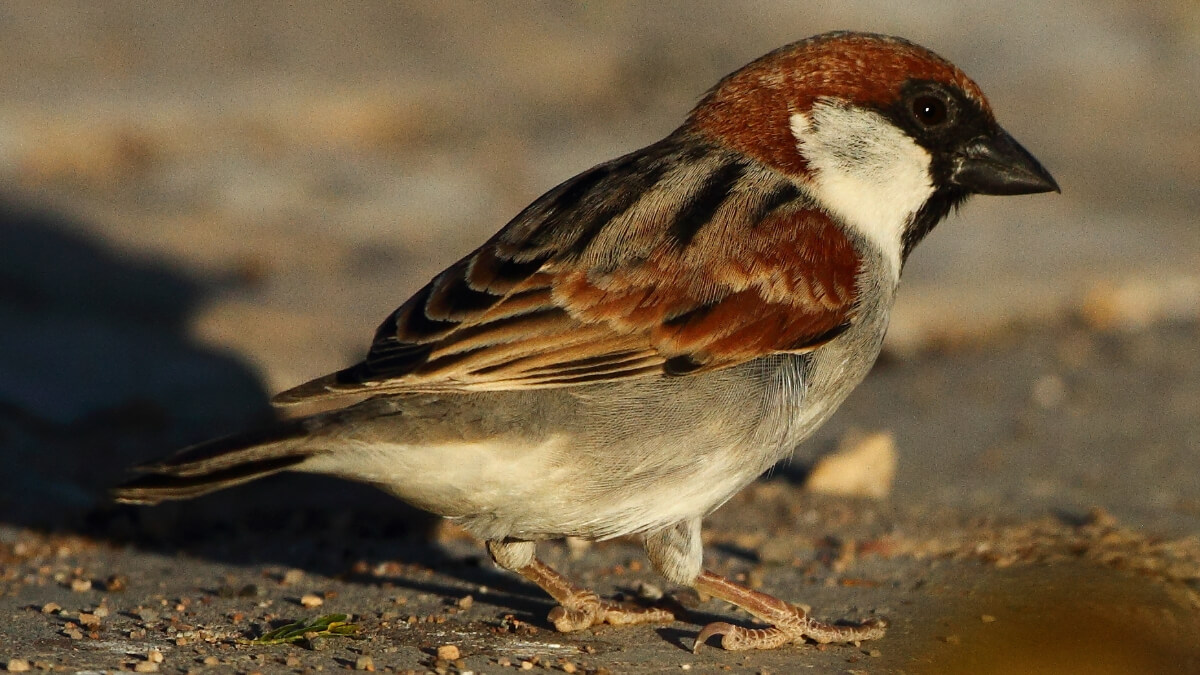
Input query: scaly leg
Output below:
<box><xmin>692</xmin><ymin>571</ymin><xmax>888</xmax><ymax>651</ymax></box>
<box><xmin>488</xmin><ymin>539</ymin><xmax>674</xmax><ymax>632</ymax></box>
<box><xmin>643</xmin><ymin>519</ymin><xmax>886</xmax><ymax>652</ymax></box>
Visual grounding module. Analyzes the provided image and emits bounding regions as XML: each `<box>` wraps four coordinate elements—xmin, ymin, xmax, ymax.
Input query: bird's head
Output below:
<box><xmin>688</xmin><ymin>31</ymin><xmax>1058</xmax><ymax>269</ymax></box>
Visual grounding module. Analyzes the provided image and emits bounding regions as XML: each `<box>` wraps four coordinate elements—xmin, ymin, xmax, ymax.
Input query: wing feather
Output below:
<box><xmin>274</xmin><ymin>133</ymin><xmax>861</xmax><ymax>405</ymax></box>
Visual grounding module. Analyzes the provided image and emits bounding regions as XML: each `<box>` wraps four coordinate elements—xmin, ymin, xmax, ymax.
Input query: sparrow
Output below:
<box><xmin>115</xmin><ymin>31</ymin><xmax>1058</xmax><ymax>651</ymax></box>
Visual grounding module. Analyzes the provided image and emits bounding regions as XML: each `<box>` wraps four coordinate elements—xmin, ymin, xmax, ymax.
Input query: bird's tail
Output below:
<box><xmin>113</xmin><ymin>417</ymin><xmax>317</xmax><ymax>505</ymax></box>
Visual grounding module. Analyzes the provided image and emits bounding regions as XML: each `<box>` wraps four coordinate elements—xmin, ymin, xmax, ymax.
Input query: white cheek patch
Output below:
<box><xmin>790</xmin><ymin>103</ymin><xmax>935</xmax><ymax>278</ymax></box>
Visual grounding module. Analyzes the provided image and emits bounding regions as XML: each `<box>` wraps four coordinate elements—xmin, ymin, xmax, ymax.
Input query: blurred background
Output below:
<box><xmin>0</xmin><ymin>1</ymin><xmax>1197</xmax><ymax>528</ymax></box>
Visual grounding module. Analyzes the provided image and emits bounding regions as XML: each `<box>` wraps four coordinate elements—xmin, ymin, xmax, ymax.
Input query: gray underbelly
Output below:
<box><xmin>301</xmin><ymin>342</ymin><xmax>879</xmax><ymax>540</ymax></box>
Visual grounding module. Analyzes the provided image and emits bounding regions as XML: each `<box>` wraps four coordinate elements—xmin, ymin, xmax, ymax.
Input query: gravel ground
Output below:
<box><xmin>1</xmin><ymin>3</ymin><xmax>1198</xmax><ymax>673</ymax></box>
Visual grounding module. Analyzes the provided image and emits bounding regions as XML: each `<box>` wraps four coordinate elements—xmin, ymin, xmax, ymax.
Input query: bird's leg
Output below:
<box><xmin>519</xmin><ymin>556</ymin><xmax>676</xmax><ymax>631</ymax></box>
<box><xmin>691</xmin><ymin>571</ymin><xmax>888</xmax><ymax>651</ymax></box>
<box><xmin>643</xmin><ymin>519</ymin><xmax>886</xmax><ymax>652</ymax></box>
<box><xmin>487</xmin><ymin>539</ymin><xmax>674</xmax><ymax>632</ymax></box>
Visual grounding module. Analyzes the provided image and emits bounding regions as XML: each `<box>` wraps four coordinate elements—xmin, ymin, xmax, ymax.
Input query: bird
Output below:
<box><xmin>114</xmin><ymin>31</ymin><xmax>1058</xmax><ymax>651</ymax></box>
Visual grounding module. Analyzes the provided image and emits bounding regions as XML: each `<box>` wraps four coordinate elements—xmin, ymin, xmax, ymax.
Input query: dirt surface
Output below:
<box><xmin>2</xmin><ymin>3</ymin><xmax>1199</xmax><ymax>674</ymax></box>
<box><xmin>4</xmin><ymin>321</ymin><xmax>1199</xmax><ymax>674</ymax></box>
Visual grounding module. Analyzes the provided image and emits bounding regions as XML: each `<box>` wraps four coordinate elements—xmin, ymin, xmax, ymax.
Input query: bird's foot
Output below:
<box><xmin>548</xmin><ymin>591</ymin><xmax>675</xmax><ymax>632</ymax></box>
<box><xmin>691</xmin><ymin>570</ymin><xmax>887</xmax><ymax>651</ymax></box>
<box><xmin>694</xmin><ymin>609</ymin><xmax>887</xmax><ymax>651</ymax></box>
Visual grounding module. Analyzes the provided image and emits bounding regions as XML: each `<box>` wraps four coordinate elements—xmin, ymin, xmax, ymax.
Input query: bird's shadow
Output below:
<box><xmin>0</xmin><ymin>196</ymin><xmax>443</xmax><ymax>562</ymax></box>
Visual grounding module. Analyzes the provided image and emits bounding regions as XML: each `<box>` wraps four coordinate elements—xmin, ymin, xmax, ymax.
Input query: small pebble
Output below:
<box><xmin>6</xmin><ymin>659</ymin><xmax>31</xmax><ymax>673</ymax></box>
<box><xmin>300</xmin><ymin>594</ymin><xmax>324</xmax><ymax>608</ymax></box>
<box><xmin>521</xmin><ymin>661</ymin><xmax>534</xmax><ymax>671</ymax></box>
<box><xmin>104</xmin><ymin>575</ymin><xmax>128</xmax><ymax>592</ymax></box>
<box><xmin>436</xmin><ymin>645</ymin><xmax>460</xmax><ymax>661</ymax></box>
<box><xmin>456</xmin><ymin>595</ymin><xmax>473</xmax><ymax>610</ymax></box>
<box><xmin>286</xmin><ymin>656</ymin><xmax>302</xmax><ymax>667</ymax></box>
<box><xmin>805</xmin><ymin>431</ymin><xmax>897</xmax><ymax>498</ymax></box>
<box><xmin>133</xmin><ymin>661</ymin><xmax>158</xmax><ymax>673</ymax></box>
<box><xmin>203</xmin><ymin>657</ymin><xmax>220</xmax><ymax>666</ymax></box>
<box><xmin>355</xmin><ymin>655</ymin><xmax>374</xmax><ymax>671</ymax></box>
<box><xmin>561</xmin><ymin>662</ymin><xmax>577</xmax><ymax>673</ymax></box>
<box><xmin>70</xmin><ymin>579</ymin><xmax>92</xmax><ymax>593</ymax></box>
<box><xmin>78</xmin><ymin>613</ymin><xmax>101</xmax><ymax>629</ymax></box>
<box><xmin>39</xmin><ymin>603</ymin><xmax>60</xmax><ymax>614</ymax></box>
<box><xmin>147</xmin><ymin>649</ymin><xmax>163</xmax><ymax>664</ymax></box>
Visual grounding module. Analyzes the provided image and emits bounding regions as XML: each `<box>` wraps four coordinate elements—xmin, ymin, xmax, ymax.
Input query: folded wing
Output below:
<box><xmin>275</xmin><ymin>134</ymin><xmax>860</xmax><ymax>404</ymax></box>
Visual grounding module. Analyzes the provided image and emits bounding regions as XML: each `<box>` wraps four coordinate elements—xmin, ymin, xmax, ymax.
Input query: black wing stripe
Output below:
<box><xmin>751</xmin><ymin>182</ymin><xmax>803</xmax><ymax>224</ymax></box>
<box><xmin>425</xmin><ymin>268</ymin><xmax>505</xmax><ymax>320</ymax></box>
<box><xmin>428</xmin><ymin>306</ymin><xmax>569</xmax><ymax>354</ymax></box>
<box><xmin>661</xmin><ymin>302</ymin><xmax>717</xmax><ymax>328</ymax></box>
<box><xmin>563</xmin><ymin>158</ymin><xmax>672</xmax><ymax>258</ymax></box>
<box><xmin>394</xmin><ymin>284</ymin><xmax>460</xmax><ymax>341</ymax></box>
<box><xmin>668</xmin><ymin>158</ymin><xmax>748</xmax><ymax>248</ymax></box>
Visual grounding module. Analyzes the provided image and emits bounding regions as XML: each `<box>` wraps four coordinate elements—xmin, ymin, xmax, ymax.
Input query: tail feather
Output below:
<box><xmin>113</xmin><ymin>418</ymin><xmax>316</xmax><ymax>505</ymax></box>
<box><xmin>114</xmin><ymin>455</ymin><xmax>309</xmax><ymax>504</ymax></box>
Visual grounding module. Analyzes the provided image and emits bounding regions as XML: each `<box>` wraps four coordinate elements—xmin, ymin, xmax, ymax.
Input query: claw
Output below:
<box><xmin>693</xmin><ymin>621</ymin><xmax>737</xmax><ymax>652</ymax></box>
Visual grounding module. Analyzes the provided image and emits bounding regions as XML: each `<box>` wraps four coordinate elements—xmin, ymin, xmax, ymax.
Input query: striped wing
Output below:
<box><xmin>274</xmin><ymin>134</ymin><xmax>860</xmax><ymax>404</ymax></box>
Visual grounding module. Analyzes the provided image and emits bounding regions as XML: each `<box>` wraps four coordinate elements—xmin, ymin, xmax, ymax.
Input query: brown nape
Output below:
<box><xmin>692</xmin><ymin>571</ymin><xmax>888</xmax><ymax>651</ymax></box>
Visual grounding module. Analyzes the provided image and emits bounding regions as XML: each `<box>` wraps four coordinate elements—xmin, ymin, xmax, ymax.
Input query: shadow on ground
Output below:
<box><xmin>0</xmin><ymin>197</ymin><xmax>443</xmax><ymax>571</ymax></box>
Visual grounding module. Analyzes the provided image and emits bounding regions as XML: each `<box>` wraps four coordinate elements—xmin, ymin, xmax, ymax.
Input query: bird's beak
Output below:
<box><xmin>949</xmin><ymin>128</ymin><xmax>1059</xmax><ymax>195</ymax></box>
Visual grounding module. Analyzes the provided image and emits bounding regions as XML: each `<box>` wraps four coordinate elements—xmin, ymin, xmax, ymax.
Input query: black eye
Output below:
<box><xmin>911</xmin><ymin>94</ymin><xmax>948</xmax><ymax>127</ymax></box>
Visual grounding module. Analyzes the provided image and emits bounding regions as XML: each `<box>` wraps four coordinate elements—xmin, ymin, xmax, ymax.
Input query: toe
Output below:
<box><xmin>598</xmin><ymin>603</ymin><xmax>674</xmax><ymax>627</ymax></box>
<box><xmin>695</xmin><ymin>622</ymin><xmax>793</xmax><ymax>651</ymax></box>
<box><xmin>547</xmin><ymin>604</ymin><xmax>597</xmax><ymax>632</ymax></box>
<box><xmin>804</xmin><ymin>615</ymin><xmax>889</xmax><ymax>644</ymax></box>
